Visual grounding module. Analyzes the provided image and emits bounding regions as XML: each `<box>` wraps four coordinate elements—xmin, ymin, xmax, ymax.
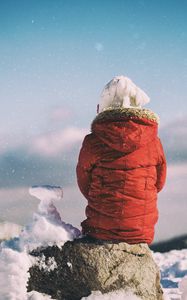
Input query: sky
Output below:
<box><xmin>1</xmin><ymin>0</ymin><xmax>187</xmax><ymax>133</ymax></box>
<box><xmin>0</xmin><ymin>0</ymin><xmax>187</xmax><ymax>241</ymax></box>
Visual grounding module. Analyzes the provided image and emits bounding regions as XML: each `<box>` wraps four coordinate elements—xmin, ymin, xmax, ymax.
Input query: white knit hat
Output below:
<box><xmin>98</xmin><ymin>75</ymin><xmax>150</xmax><ymax>113</ymax></box>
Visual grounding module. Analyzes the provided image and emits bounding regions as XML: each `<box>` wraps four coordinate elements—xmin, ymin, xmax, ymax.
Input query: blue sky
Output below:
<box><xmin>0</xmin><ymin>0</ymin><xmax>187</xmax><ymax>137</ymax></box>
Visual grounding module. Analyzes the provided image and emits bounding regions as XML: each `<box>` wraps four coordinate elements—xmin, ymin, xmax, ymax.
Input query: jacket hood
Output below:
<box><xmin>91</xmin><ymin>108</ymin><xmax>159</xmax><ymax>153</ymax></box>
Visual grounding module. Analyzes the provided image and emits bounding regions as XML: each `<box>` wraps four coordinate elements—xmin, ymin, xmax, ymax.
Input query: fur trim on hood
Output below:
<box><xmin>91</xmin><ymin>107</ymin><xmax>159</xmax><ymax>131</ymax></box>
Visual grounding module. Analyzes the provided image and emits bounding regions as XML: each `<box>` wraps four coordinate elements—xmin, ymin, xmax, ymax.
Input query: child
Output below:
<box><xmin>76</xmin><ymin>76</ymin><xmax>167</xmax><ymax>244</ymax></box>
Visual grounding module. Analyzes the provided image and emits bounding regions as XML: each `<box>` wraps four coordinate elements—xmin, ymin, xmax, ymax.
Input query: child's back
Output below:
<box><xmin>77</xmin><ymin>76</ymin><xmax>167</xmax><ymax>244</ymax></box>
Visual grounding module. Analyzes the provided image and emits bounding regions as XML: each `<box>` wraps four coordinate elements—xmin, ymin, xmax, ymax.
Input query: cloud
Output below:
<box><xmin>94</xmin><ymin>42</ymin><xmax>104</xmax><ymax>52</ymax></box>
<box><xmin>29</xmin><ymin>127</ymin><xmax>88</xmax><ymax>157</ymax></box>
<box><xmin>0</xmin><ymin>126</ymin><xmax>88</xmax><ymax>189</ymax></box>
<box><xmin>0</xmin><ymin>125</ymin><xmax>88</xmax><ymax>158</ymax></box>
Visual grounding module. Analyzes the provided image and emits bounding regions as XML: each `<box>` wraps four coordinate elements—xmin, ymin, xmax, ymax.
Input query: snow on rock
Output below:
<box><xmin>21</xmin><ymin>185</ymin><xmax>81</xmax><ymax>250</ymax></box>
<box><xmin>29</xmin><ymin>185</ymin><xmax>63</xmax><ymax>202</ymax></box>
<box><xmin>0</xmin><ymin>185</ymin><xmax>81</xmax><ymax>300</ymax></box>
<box><xmin>27</xmin><ymin>290</ymin><xmax>55</xmax><ymax>299</ymax></box>
<box><xmin>35</xmin><ymin>255</ymin><xmax>57</xmax><ymax>272</ymax></box>
<box><xmin>20</xmin><ymin>214</ymin><xmax>72</xmax><ymax>251</ymax></box>
<box><xmin>82</xmin><ymin>290</ymin><xmax>141</xmax><ymax>299</ymax></box>
<box><xmin>29</xmin><ymin>185</ymin><xmax>63</xmax><ymax>223</ymax></box>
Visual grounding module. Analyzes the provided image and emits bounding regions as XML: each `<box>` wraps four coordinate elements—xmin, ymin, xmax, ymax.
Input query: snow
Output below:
<box><xmin>179</xmin><ymin>277</ymin><xmax>187</xmax><ymax>300</ymax></box>
<box><xmin>154</xmin><ymin>250</ymin><xmax>187</xmax><ymax>299</ymax></box>
<box><xmin>27</xmin><ymin>291</ymin><xmax>54</xmax><ymax>299</ymax></box>
<box><xmin>154</xmin><ymin>250</ymin><xmax>187</xmax><ymax>287</ymax></box>
<box><xmin>29</xmin><ymin>185</ymin><xmax>63</xmax><ymax>202</ymax></box>
<box><xmin>35</xmin><ymin>255</ymin><xmax>57</xmax><ymax>272</ymax></box>
<box><xmin>19</xmin><ymin>185</ymin><xmax>80</xmax><ymax>251</ymax></box>
<box><xmin>82</xmin><ymin>290</ymin><xmax>141</xmax><ymax>299</ymax></box>
<box><xmin>0</xmin><ymin>185</ymin><xmax>187</xmax><ymax>300</ymax></box>
<box><xmin>0</xmin><ymin>185</ymin><xmax>80</xmax><ymax>300</ymax></box>
<box><xmin>99</xmin><ymin>75</ymin><xmax>150</xmax><ymax>113</ymax></box>
<box><xmin>0</xmin><ymin>248</ymin><xmax>32</xmax><ymax>300</ymax></box>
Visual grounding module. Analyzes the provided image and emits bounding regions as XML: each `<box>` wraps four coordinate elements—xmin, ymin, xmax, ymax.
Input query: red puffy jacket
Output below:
<box><xmin>76</xmin><ymin>108</ymin><xmax>167</xmax><ymax>244</ymax></box>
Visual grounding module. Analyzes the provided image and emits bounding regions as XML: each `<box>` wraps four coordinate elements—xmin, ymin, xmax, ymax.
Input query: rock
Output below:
<box><xmin>27</xmin><ymin>237</ymin><xmax>164</xmax><ymax>300</ymax></box>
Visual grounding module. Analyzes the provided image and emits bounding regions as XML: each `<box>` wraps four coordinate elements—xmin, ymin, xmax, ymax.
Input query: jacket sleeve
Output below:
<box><xmin>156</xmin><ymin>138</ymin><xmax>167</xmax><ymax>193</ymax></box>
<box><xmin>76</xmin><ymin>134</ymin><xmax>97</xmax><ymax>199</ymax></box>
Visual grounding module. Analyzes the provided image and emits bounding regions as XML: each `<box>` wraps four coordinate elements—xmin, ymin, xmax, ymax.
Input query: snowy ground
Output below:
<box><xmin>0</xmin><ymin>186</ymin><xmax>187</xmax><ymax>300</ymax></box>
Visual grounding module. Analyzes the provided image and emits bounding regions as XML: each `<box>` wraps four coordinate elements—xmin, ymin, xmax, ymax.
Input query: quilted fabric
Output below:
<box><xmin>76</xmin><ymin>108</ymin><xmax>166</xmax><ymax>244</ymax></box>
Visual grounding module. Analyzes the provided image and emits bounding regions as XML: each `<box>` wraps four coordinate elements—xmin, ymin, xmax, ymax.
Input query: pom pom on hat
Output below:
<box><xmin>98</xmin><ymin>75</ymin><xmax>150</xmax><ymax>113</ymax></box>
